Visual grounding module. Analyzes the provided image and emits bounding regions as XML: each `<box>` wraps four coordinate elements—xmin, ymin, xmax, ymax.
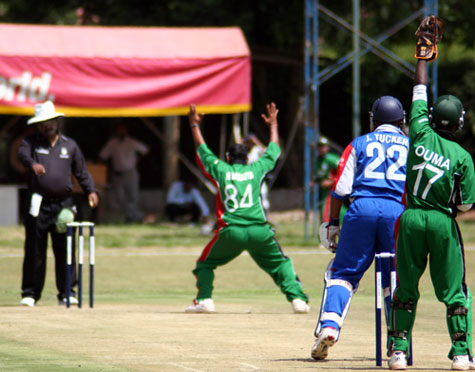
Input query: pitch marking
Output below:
<box><xmin>170</xmin><ymin>362</ymin><xmax>205</xmax><ymax>372</ymax></box>
<box><xmin>241</xmin><ymin>362</ymin><xmax>260</xmax><ymax>370</ymax></box>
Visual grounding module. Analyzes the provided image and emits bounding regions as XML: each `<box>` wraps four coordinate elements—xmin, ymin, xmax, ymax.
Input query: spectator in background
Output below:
<box><xmin>243</xmin><ymin>133</ymin><xmax>271</xmax><ymax>214</ymax></box>
<box><xmin>165</xmin><ymin>179</ymin><xmax>210</xmax><ymax>226</ymax></box>
<box><xmin>99</xmin><ymin>122</ymin><xmax>152</xmax><ymax>223</ymax></box>
<box><xmin>10</xmin><ymin>126</ymin><xmax>35</xmax><ymax>180</ymax></box>
<box><xmin>18</xmin><ymin>101</ymin><xmax>99</xmax><ymax>307</ymax></box>
<box><xmin>310</xmin><ymin>136</ymin><xmax>341</xmax><ymax>223</ymax></box>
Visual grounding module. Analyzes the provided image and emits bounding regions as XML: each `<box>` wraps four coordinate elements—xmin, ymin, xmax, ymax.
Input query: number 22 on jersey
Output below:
<box><xmin>364</xmin><ymin>142</ymin><xmax>407</xmax><ymax>181</ymax></box>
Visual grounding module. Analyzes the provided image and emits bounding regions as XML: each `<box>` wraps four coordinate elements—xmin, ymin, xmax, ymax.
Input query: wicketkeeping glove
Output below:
<box><xmin>415</xmin><ymin>15</ymin><xmax>444</xmax><ymax>60</ymax></box>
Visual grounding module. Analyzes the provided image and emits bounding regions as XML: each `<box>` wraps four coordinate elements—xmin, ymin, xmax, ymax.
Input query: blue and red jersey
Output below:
<box><xmin>331</xmin><ymin>125</ymin><xmax>409</xmax><ymax>202</ymax></box>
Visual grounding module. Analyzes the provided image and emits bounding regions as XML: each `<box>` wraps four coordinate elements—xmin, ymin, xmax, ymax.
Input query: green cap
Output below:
<box><xmin>317</xmin><ymin>136</ymin><xmax>329</xmax><ymax>146</ymax></box>
<box><xmin>56</xmin><ymin>208</ymin><xmax>75</xmax><ymax>233</ymax></box>
<box><xmin>431</xmin><ymin>95</ymin><xmax>464</xmax><ymax>131</ymax></box>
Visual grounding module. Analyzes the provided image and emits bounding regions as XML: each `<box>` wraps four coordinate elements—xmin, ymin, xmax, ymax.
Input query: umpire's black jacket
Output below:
<box><xmin>18</xmin><ymin>133</ymin><xmax>96</xmax><ymax>198</ymax></box>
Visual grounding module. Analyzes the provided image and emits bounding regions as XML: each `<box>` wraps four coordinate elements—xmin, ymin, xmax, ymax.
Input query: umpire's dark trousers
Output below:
<box><xmin>21</xmin><ymin>196</ymin><xmax>77</xmax><ymax>302</ymax></box>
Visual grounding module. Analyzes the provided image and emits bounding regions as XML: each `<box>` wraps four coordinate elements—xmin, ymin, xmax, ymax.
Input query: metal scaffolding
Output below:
<box><xmin>303</xmin><ymin>0</ymin><xmax>439</xmax><ymax>239</ymax></box>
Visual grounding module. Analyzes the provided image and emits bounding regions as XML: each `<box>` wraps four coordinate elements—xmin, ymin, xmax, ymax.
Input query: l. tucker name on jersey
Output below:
<box><xmin>225</xmin><ymin>171</ymin><xmax>255</xmax><ymax>181</ymax></box>
<box><xmin>0</xmin><ymin>71</ymin><xmax>53</xmax><ymax>103</ymax></box>
<box><xmin>373</xmin><ymin>133</ymin><xmax>409</xmax><ymax>147</ymax></box>
<box><xmin>414</xmin><ymin>144</ymin><xmax>450</xmax><ymax>170</ymax></box>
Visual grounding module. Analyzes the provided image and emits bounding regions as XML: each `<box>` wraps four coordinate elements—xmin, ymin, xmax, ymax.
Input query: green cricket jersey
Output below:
<box><xmin>314</xmin><ymin>152</ymin><xmax>340</xmax><ymax>203</ymax></box>
<box><xmin>197</xmin><ymin>142</ymin><xmax>281</xmax><ymax>226</ymax></box>
<box><xmin>407</xmin><ymin>86</ymin><xmax>475</xmax><ymax>214</ymax></box>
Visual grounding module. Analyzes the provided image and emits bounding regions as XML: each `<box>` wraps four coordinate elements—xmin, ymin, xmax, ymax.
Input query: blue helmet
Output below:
<box><xmin>369</xmin><ymin>96</ymin><xmax>405</xmax><ymax>131</ymax></box>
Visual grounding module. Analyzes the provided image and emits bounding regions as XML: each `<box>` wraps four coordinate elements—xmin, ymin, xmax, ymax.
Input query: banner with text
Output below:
<box><xmin>0</xmin><ymin>56</ymin><xmax>250</xmax><ymax>117</ymax></box>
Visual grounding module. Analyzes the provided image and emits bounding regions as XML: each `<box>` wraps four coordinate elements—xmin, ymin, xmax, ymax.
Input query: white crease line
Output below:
<box><xmin>241</xmin><ymin>362</ymin><xmax>260</xmax><ymax>370</ymax></box>
<box><xmin>1</xmin><ymin>246</ymin><xmax>474</xmax><ymax>258</ymax></box>
<box><xmin>170</xmin><ymin>363</ymin><xmax>205</xmax><ymax>372</ymax></box>
<box><xmin>0</xmin><ymin>250</ymin><xmax>328</xmax><ymax>258</ymax></box>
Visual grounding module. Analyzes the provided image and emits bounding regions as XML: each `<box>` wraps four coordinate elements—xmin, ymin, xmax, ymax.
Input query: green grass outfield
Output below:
<box><xmin>0</xmin><ymin>211</ymin><xmax>473</xmax><ymax>371</ymax></box>
<box><xmin>0</xmin><ymin>212</ymin><xmax>473</xmax><ymax>305</ymax></box>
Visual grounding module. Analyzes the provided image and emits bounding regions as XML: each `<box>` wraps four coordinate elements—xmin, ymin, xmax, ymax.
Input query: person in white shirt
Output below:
<box><xmin>99</xmin><ymin>123</ymin><xmax>149</xmax><ymax>223</ymax></box>
<box><xmin>244</xmin><ymin>134</ymin><xmax>270</xmax><ymax>213</ymax></box>
<box><xmin>165</xmin><ymin>180</ymin><xmax>210</xmax><ymax>224</ymax></box>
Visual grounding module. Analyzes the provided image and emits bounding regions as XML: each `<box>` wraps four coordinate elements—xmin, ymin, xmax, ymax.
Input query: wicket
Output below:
<box><xmin>374</xmin><ymin>252</ymin><xmax>412</xmax><ymax>366</ymax></box>
<box><xmin>66</xmin><ymin>222</ymin><xmax>95</xmax><ymax>308</ymax></box>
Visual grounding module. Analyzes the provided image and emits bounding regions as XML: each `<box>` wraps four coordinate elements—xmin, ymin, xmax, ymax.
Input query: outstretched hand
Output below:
<box><xmin>261</xmin><ymin>102</ymin><xmax>279</xmax><ymax>127</ymax></box>
<box><xmin>188</xmin><ymin>104</ymin><xmax>204</xmax><ymax>126</ymax></box>
<box><xmin>188</xmin><ymin>104</ymin><xmax>206</xmax><ymax>148</ymax></box>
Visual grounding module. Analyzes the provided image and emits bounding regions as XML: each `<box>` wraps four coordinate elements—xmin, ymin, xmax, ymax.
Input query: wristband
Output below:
<box><xmin>329</xmin><ymin>218</ymin><xmax>340</xmax><ymax>226</ymax></box>
<box><xmin>191</xmin><ymin>123</ymin><xmax>199</xmax><ymax>128</ymax></box>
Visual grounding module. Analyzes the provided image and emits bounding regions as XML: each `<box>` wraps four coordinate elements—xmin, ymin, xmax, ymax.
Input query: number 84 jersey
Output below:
<box><xmin>332</xmin><ymin>124</ymin><xmax>409</xmax><ymax>203</ymax></box>
<box><xmin>196</xmin><ymin>142</ymin><xmax>281</xmax><ymax>227</ymax></box>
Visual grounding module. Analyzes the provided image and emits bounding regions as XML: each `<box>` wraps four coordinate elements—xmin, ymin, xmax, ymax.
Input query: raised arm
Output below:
<box><xmin>260</xmin><ymin>102</ymin><xmax>279</xmax><ymax>146</ymax></box>
<box><xmin>188</xmin><ymin>104</ymin><xmax>205</xmax><ymax>148</ymax></box>
<box><xmin>414</xmin><ymin>59</ymin><xmax>428</xmax><ymax>86</ymax></box>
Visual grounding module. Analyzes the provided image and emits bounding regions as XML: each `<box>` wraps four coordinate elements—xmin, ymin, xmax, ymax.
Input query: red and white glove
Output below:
<box><xmin>327</xmin><ymin>223</ymin><xmax>340</xmax><ymax>252</ymax></box>
<box><xmin>319</xmin><ymin>219</ymin><xmax>340</xmax><ymax>253</ymax></box>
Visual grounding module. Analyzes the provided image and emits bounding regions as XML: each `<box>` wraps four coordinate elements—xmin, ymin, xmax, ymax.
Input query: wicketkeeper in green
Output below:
<box><xmin>387</xmin><ymin>16</ymin><xmax>475</xmax><ymax>371</ymax></box>
<box><xmin>184</xmin><ymin>102</ymin><xmax>310</xmax><ymax>314</ymax></box>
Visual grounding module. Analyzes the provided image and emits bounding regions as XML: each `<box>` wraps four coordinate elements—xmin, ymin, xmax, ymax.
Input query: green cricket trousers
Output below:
<box><xmin>192</xmin><ymin>223</ymin><xmax>308</xmax><ymax>303</ymax></box>
<box><xmin>389</xmin><ymin>208</ymin><xmax>472</xmax><ymax>359</ymax></box>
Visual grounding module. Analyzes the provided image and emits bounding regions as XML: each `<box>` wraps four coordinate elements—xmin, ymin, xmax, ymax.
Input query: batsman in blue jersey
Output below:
<box><xmin>311</xmin><ymin>96</ymin><xmax>409</xmax><ymax>361</ymax></box>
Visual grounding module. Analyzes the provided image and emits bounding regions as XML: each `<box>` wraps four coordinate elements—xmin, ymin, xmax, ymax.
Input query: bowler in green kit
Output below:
<box><xmin>184</xmin><ymin>103</ymin><xmax>310</xmax><ymax>314</ymax></box>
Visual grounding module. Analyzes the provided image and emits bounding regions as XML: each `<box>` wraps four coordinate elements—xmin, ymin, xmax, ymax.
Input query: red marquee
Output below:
<box><xmin>0</xmin><ymin>24</ymin><xmax>251</xmax><ymax>117</ymax></box>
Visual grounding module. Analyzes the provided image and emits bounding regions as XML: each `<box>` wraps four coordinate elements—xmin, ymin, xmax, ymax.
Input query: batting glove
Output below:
<box><xmin>327</xmin><ymin>218</ymin><xmax>340</xmax><ymax>252</ymax></box>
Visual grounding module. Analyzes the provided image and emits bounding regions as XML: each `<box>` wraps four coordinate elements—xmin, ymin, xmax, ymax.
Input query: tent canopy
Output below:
<box><xmin>0</xmin><ymin>24</ymin><xmax>251</xmax><ymax>117</ymax></box>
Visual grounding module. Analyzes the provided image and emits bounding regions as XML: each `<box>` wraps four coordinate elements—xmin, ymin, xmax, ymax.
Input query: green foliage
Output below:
<box><xmin>0</xmin><ymin>0</ymin><xmax>303</xmax><ymax>51</ymax></box>
<box><xmin>0</xmin><ymin>0</ymin><xmax>473</xmax><ymax>163</ymax></box>
<box><xmin>439</xmin><ymin>0</ymin><xmax>475</xmax><ymax>48</ymax></box>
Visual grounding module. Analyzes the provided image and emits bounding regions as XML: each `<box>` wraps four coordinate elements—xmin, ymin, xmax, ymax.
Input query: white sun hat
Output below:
<box><xmin>27</xmin><ymin>101</ymin><xmax>64</xmax><ymax>125</ymax></box>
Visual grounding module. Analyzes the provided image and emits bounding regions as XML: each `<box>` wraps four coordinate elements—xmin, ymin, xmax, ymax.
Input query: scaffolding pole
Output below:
<box><xmin>303</xmin><ymin>0</ymin><xmax>438</xmax><ymax>240</ymax></box>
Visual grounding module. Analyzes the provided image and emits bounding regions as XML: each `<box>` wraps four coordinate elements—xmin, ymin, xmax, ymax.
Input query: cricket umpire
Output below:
<box><xmin>18</xmin><ymin>101</ymin><xmax>99</xmax><ymax>307</ymax></box>
<box><xmin>184</xmin><ymin>102</ymin><xmax>310</xmax><ymax>314</ymax></box>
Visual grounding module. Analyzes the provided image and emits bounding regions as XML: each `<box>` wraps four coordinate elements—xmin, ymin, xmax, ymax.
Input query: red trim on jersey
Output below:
<box><xmin>392</xmin><ymin>214</ymin><xmax>402</xmax><ymax>296</ymax></box>
<box><xmin>321</xmin><ymin>168</ymin><xmax>338</xmax><ymax>222</ymax></box>
<box><xmin>401</xmin><ymin>184</ymin><xmax>407</xmax><ymax>207</ymax></box>
<box><xmin>197</xmin><ymin>226</ymin><xmax>222</xmax><ymax>262</ymax></box>
<box><xmin>332</xmin><ymin>143</ymin><xmax>354</xmax><ymax>192</ymax></box>
<box><xmin>392</xmin><ymin>183</ymin><xmax>407</xmax><ymax>294</ymax></box>
<box><xmin>195</xmin><ymin>151</ymin><xmax>228</xmax><ymax>228</ymax></box>
<box><xmin>322</xmin><ymin>193</ymin><xmax>332</xmax><ymax>222</ymax></box>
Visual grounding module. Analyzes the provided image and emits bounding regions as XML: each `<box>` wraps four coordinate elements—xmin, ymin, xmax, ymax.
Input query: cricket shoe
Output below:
<box><xmin>311</xmin><ymin>327</ymin><xmax>337</xmax><ymax>360</ymax></box>
<box><xmin>58</xmin><ymin>297</ymin><xmax>79</xmax><ymax>306</ymax></box>
<box><xmin>452</xmin><ymin>355</ymin><xmax>475</xmax><ymax>370</ymax></box>
<box><xmin>388</xmin><ymin>351</ymin><xmax>407</xmax><ymax>370</ymax></box>
<box><xmin>185</xmin><ymin>298</ymin><xmax>215</xmax><ymax>313</ymax></box>
<box><xmin>291</xmin><ymin>298</ymin><xmax>310</xmax><ymax>314</ymax></box>
<box><xmin>20</xmin><ymin>297</ymin><xmax>36</xmax><ymax>307</ymax></box>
